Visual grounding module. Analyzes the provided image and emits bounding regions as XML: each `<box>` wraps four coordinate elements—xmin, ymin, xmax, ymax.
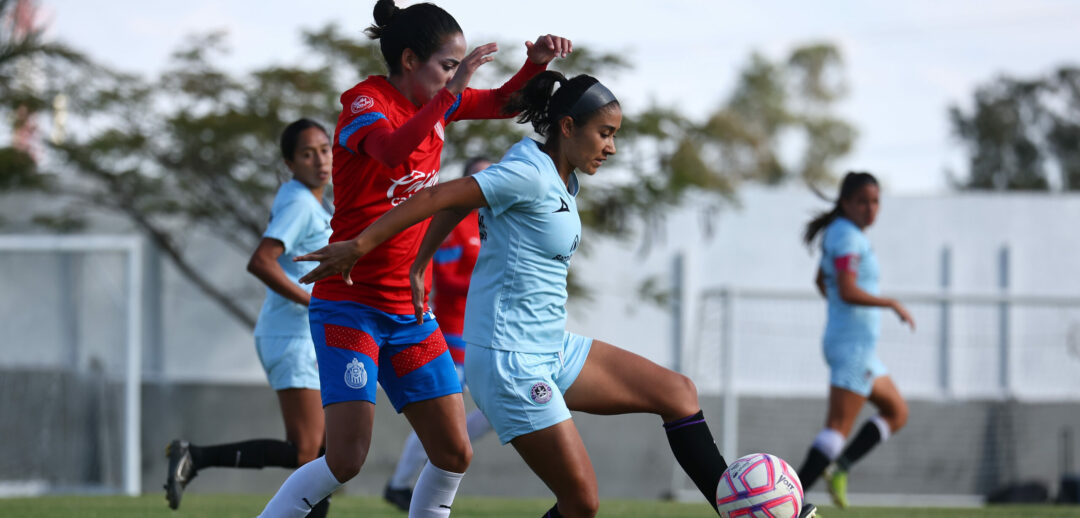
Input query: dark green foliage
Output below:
<box><xmin>950</xmin><ymin>65</ymin><xmax>1080</xmax><ymax>191</ymax></box>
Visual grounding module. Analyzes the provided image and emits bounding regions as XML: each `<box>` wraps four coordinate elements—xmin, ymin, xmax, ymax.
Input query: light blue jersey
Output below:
<box><xmin>820</xmin><ymin>217</ymin><xmax>881</xmax><ymax>345</ymax></box>
<box><xmin>464</xmin><ymin>138</ymin><xmax>581</xmax><ymax>353</ymax></box>
<box><xmin>253</xmin><ymin>179</ymin><xmax>332</xmax><ymax>338</ymax></box>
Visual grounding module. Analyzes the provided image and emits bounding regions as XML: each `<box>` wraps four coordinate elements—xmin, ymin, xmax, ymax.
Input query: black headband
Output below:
<box><xmin>566</xmin><ymin>82</ymin><xmax>618</xmax><ymax>119</ymax></box>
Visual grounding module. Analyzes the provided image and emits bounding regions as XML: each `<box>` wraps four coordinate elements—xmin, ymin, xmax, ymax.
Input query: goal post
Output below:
<box><xmin>0</xmin><ymin>234</ymin><xmax>142</xmax><ymax>496</ymax></box>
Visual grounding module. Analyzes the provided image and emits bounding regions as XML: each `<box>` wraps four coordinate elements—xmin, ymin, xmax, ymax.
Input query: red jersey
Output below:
<box><xmin>314</xmin><ymin>61</ymin><xmax>545</xmax><ymax>313</ymax></box>
<box><xmin>431</xmin><ymin>211</ymin><xmax>481</xmax><ymax>335</ymax></box>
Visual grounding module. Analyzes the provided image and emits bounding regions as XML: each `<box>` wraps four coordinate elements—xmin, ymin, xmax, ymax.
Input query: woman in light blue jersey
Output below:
<box><xmin>296</xmin><ymin>72</ymin><xmax>818</xmax><ymax>518</ymax></box>
<box><xmin>795</xmin><ymin>172</ymin><xmax>915</xmax><ymax>509</ymax></box>
<box><xmin>163</xmin><ymin>119</ymin><xmax>333</xmax><ymax>515</ymax></box>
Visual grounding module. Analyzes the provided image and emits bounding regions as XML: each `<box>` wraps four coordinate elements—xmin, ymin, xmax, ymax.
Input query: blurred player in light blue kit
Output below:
<box><xmin>796</xmin><ymin>172</ymin><xmax>915</xmax><ymax>509</ymax></box>
<box><xmin>164</xmin><ymin>119</ymin><xmax>333</xmax><ymax>516</ymax></box>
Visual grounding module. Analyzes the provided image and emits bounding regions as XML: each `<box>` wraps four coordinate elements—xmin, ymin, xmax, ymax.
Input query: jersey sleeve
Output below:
<box><xmin>444</xmin><ymin>60</ymin><xmax>547</xmax><ymax>123</ymax></box>
<box><xmin>263</xmin><ymin>200</ymin><xmax>313</xmax><ymax>256</ymax></box>
<box><xmin>359</xmin><ymin>89</ymin><xmax>458</xmax><ymax>168</ymax></box>
<box><xmin>337</xmin><ymin>86</ymin><xmax>393</xmax><ymax>155</ymax></box>
<box><xmin>823</xmin><ymin>222</ymin><xmax>863</xmax><ymax>273</ymax></box>
<box><xmin>472</xmin><ymin>161</ymin><xmax>545</xmax><ymax>217</ymax></box>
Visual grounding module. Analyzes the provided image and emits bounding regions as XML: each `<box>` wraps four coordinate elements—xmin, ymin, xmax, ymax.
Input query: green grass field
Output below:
<box><xmin>0</xmin><ymin>495</ymin><xmax>1076</xmax><ymax>518</ymax></box>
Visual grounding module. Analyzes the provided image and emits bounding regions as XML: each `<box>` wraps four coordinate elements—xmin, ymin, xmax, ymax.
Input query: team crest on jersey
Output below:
<box><xmin>530</xmin><ymin>382</ymin><xmax>552</xmax><ymax>404</ymax></box>
<box><xmin>434</xmin><ymin>120</ymin><xmax>445</xmax><ymax>141</ymax></box>
<box><xmin>351</xmin><ymin>95</ymin><xmax>374</xmax><ymax>114</ymax></box>
<box><xmin>344</xmin><ymin>358</ymin><xmax>368</xmax><ymax>389</ymax></box>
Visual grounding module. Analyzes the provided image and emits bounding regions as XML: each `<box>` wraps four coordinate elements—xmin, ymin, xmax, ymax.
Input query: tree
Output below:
<box><xmin>949</xmin><ymin>66</ymin><xmax>1080</xmax><ymax>191</ymax></box>
<box><xmin>0</xmin><ymin>0</ymin><xmax>87</xmax><ymax>192</ymax></box>
<box><xmin>13</xmin><ymin>25</ymin><xmax>855</xmax><ymax>326</ymax></box>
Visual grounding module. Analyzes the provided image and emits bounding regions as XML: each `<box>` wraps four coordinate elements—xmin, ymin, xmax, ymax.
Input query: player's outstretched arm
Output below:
<box><xmin>294</xmin><ymin>177</ymin><xmax>487</xmax><ymax>285</ymax></box>
<box><xmin>836</xmin><ymin>270</ymin><xmax>916</xmax><ymax>331</ymax></box>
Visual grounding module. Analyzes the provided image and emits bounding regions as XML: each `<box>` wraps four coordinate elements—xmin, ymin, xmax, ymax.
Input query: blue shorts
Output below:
<box><xmin>465</xmin><ymin>331</ymin><xmax>593</xmax><ymax>444</ymax></box>
<box><xmin>824</xmin><ymin>340</ymin><xmax>888</xmax><ymax>396</ymax></box>
<box><xmin>255</xmin><ymin>335</ymin><xmax>320</xmax><ymax>391</ymax></box>
<box><xmin>309</xmin><ymin>298</ymin><xmax>462</xmax><ymax>412</ymax></box>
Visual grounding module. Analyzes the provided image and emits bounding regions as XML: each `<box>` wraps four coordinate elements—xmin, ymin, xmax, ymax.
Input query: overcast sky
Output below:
<box><xmin>42</xmin><ymin>0</ymin><xmax>1080</xmax><ymax>195</ymax></box>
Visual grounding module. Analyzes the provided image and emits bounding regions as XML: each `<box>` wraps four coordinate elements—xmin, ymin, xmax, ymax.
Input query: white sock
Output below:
<box><xmin>465</xmin><ymin>409</ymin><xmax>492</xmax><ymax>440</ymax></box>
<box><xmin>811</xmin><ymin>428</ymin><xmax>845</xmax><ymax>460</ymax></box>
<box><xmin>871</xmin><ymin>414</ymin><xmax>892</xmax><ymax>443</ymax></box>
<box><xmin>389</xmin><ymin>431</ymin><xmax>428</xmax><ymax>489</ymax></box>
<box><xmin>258</xmin><ymin>457</ymin><xmax>342</xmax><ymax>518</ymax></box>
<box><xmin>409</xmin><ymin>463</ymin><xmax>464</xmax><ymax>518</ymax></box>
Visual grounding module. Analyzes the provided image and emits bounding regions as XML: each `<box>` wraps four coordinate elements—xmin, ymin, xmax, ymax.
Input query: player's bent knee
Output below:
<box><xmin>562</xmin><ymin>492</ymin><xmax>600</xmax><ymax>518</ymax></box>
<box><xmin>325</xmin><ymin>449</ymin><xmax>366</xmax><ymax>482</ymax></box>
<box><xmin>428</xmin><ymin>441</ymin><xmax>472</xmax><ymax>473</ymax></box>
<box><xmin>887</xmin><ymin>402</ymin><xmax>909</xmax><ymax>432</ymax></box>
<box><xmin>660</xmin><ymin>372</ymin><xmax>700</xmax><ymax>419</ymax></box>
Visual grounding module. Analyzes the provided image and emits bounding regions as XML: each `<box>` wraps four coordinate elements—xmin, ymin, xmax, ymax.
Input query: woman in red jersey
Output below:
<box><xmin>256</xmin><ymin>1</ymin><xmax>570</xmax><ymax>517</ymax></box>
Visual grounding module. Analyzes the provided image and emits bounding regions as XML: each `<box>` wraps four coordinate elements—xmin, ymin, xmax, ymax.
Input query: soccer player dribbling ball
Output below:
<box><xmin>294</xmin><ymin>72</ymin><xmax>819</xmax><ymax>518</ymax></box>
<box><xmin>164</xmin><ymin>119</ymin><xmax>333</xmax><ymax>516</ymax></box>
<box><xmin>255</xmin><ymin>1</ymin><xmax>570</xmax><ymax>516</ymax></box>
<box><xmin>796</xmin><ymin>172</ymin><xmax>914</xmax><ymax>509</ymax></box>
<box><xmin>382</xmin><ymin>157</ymin><xmax>495</xmax><ymax>512</ymax></box>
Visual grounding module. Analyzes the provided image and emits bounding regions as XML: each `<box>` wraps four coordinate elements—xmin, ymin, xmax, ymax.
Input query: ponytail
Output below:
<box><xmin>505</xmin><ymin>72</ymin><xmax>619</xmax><ymax>139</ymax></box>
<box><xmin>803</xmin><ymin>171</ymin><xmax>879</xmax><ymax>246</ymax></box>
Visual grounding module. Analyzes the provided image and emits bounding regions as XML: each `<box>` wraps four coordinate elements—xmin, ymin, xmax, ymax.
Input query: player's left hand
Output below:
<box><xmin>294</xmin><ymin>240</ymin><xmax>364</xmax><ymax>285</ymax></box>
<box><xmin>526</xmin><ymin>34</ymin><xmax>572</xmax><ymax>64</ymax></box>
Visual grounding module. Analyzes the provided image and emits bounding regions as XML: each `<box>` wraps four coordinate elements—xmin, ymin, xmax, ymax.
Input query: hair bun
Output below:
<box><xmin>372</xmin><ymin>0</ymin><xmax>399</xmax><ymax>28</ymax></box>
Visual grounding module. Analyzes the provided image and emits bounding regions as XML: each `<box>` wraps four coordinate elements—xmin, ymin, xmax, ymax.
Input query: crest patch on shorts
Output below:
<box><xmin>530</xmin><ymin>382</ymin><xmax>552</xmax><ymax>404</ymax></box>
<box><xmin>345</xmin><ymin>358</ymin><xmax>368</xmax><ymax>389</ymax></box>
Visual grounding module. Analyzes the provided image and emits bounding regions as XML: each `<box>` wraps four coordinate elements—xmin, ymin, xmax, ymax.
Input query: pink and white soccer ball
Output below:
<box><xmin>715</xmin><ymin>453</ymin><xmax>804</xmax><ymax>518</ymax></box>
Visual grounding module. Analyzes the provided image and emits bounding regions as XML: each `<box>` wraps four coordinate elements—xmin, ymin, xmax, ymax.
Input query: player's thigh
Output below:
<box><xmin>825</xmin><ymin>385</ymin><xmax>867</xmax><ymax>436</ymax></box>
<box><xmin>276</xmin><ymin>388</ymin><xmax>325</xmax><ymax>461</ymax></box>
<box><xmin>401</xmin><ymin>393</ymin><xmax>471</xmax><ymax>472</ymax></box>
<box><xmin>563</xmin><ymin>339</ymin><xmax>698</xmax><ymax>421</ymax></box>
<box><xmin>510</xmin><ymin>419</ymin><xmax>598</xmax><ymax>509</ymax></box>
<box><xmin>323</xmin><ymin>400</ymin><xmax>376</xmax><ymax>479</ymax></box>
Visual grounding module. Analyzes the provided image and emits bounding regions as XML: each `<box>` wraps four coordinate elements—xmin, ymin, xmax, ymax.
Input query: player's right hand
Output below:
<box><xmin>892</xmin><ymin>301</ymin><xmax>916</xmax><ymax>331</ymax></box>
<box><xmin>409</xmin><ymin>262</ymin><xmax>427</xmax><ymax>325</ymax></box>
<box><xmin>294</xmin><ymin>240</ymin><xmax>364</xmax><ymax>285</ymax></box>
<box><xmin>446</xmin><ymin>42</ymin><xmax>497</xmax><ymax>96</ymax></box>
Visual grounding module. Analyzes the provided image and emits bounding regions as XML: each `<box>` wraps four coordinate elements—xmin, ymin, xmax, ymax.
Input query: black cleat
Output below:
<box><xmin>383</xmin><ymin>483</ymin><xmax>412</xmax><ymax>511</ymax></box>
<box><xmin>164</xmin><ymin>439</ymin><xmax>197</xmax><ymax>510</ymax></box>
<box><xmin>799</xmin><ymin>502</ymin><xmax>818</xmax><ymax>518</ymax></box>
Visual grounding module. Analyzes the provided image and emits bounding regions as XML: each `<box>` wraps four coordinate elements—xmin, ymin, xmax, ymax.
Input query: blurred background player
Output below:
<box><xmin>382</xmin><ymin>156</ymin><xmax>495</xmax><ymax>511</ymax></box>
<box><xmin>796</xmin><ymin>171</ymin><xmax>914</xmax><ymax>509</ymax></box>
<box><xmin>164</xmin><ymin>118</ymin><xmax>333</xmax><ymax>516</ymax></box>
<box><xmin>255</xmin><ymin>1</ymin><xmax>571</xmax><ymax>516</ymax></box>
<box><xmin>294</xmin><ymin>72</ymin><xmax>818</xmax><ymax>518</ymax></box>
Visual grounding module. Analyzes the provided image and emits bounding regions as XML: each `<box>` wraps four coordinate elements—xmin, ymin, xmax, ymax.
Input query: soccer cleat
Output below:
<box><xmin>164</xmin><ymin>439</ymin><xmax>197</xmax><ymax>510</ymax></box>
<box><xmin>383</xmin><ymin>483</ymin><xmax>412</xmax><ymax>511</ymax></box>
<box><xmin>824</xmin><ymin>468</ymin><xmax>849</xmax><ymax>509</ymax></box>
<box><xmin>799</xmin><ymin>502</ymin><xmax>818</xmax><ymax>518</ymax></box>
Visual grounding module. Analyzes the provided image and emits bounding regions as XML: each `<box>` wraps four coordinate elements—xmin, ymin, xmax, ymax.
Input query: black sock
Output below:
<box><xmin>306</xmin><ymin>495</ymin><xmax>331</xmax><ymax>518</ymax></box>
<box><xmin>835</xmin><ymin>420</ymin><xmax>883</xmax><ymax>471</ymax></box>
<box><xmin>796</xmin><ymin>446</ymin><xmax>831</xmax><ymax>490</ymax></box>
<box><xmin>189</xmin><ymin>439</ymin><xmax>299</xmax><ymax>470</ymax></box>
<box><xmin>664</xmin><ymin>410</ymin><xmax>727</xmax><ymax>510</ymax></box>
<box><xmin>542</xmin><ymin>503</ymin><xmax>564</xmax><ymax>518</ymax></box>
